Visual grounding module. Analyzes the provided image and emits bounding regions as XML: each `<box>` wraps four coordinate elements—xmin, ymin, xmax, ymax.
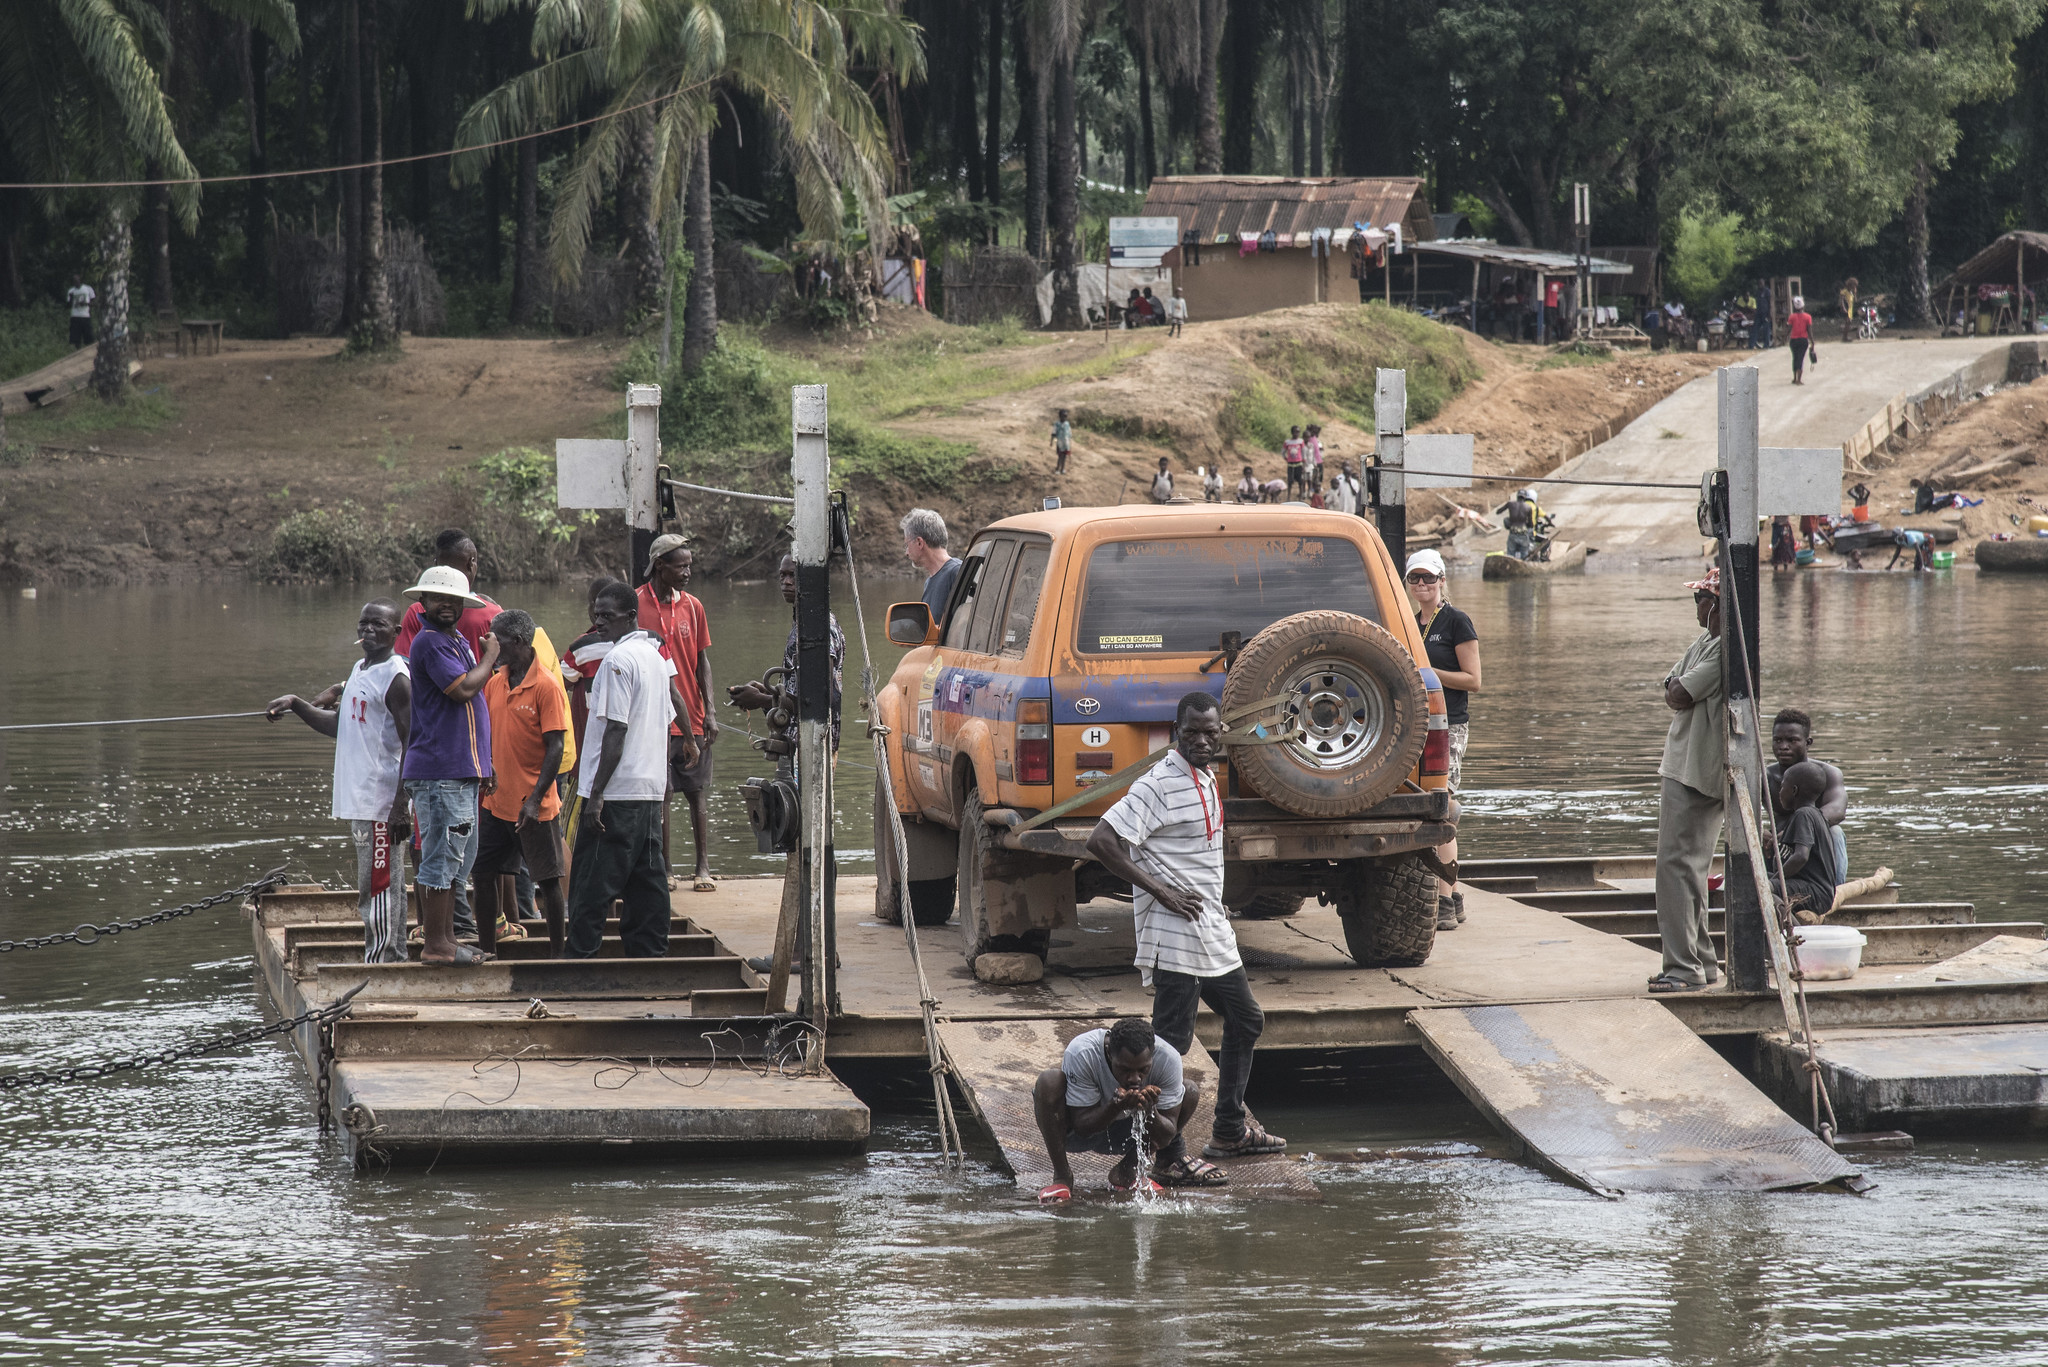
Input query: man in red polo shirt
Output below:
<box><xmin>638</xmin><ymin>534</ymin><xmax>720</xmax><ymax>891</ymax></box>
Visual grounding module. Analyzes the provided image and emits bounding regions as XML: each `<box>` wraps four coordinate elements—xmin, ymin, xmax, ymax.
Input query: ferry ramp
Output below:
<box><xmin>1409</xmin><ymin>999</ymin><xmax>1862</xmax><ymax>1197</ymax></box>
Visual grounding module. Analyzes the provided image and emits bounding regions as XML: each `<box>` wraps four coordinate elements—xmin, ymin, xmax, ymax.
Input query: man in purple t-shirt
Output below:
<box><xmin>401</xmin><ymin>565</ymin><xmax>500</xmax><ymax>965</ymax></box>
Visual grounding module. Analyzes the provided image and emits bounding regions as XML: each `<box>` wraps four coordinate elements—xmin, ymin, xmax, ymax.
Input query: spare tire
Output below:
<box><xmin>1220</xmin><ymin>609</ymin><xmax>1429</xmax><ymax>819</ymax></box>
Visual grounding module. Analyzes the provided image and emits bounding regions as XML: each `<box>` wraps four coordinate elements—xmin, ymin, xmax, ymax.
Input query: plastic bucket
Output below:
<box><xmin>1793</xmin><ymin>925</ymin><xmax>1866</xmax><ymax>981</ymax></box>
<box><xmin>1931</xmin><ymin>550</ymin><xmax>1955</xmax><ymax>569</ymax></box>
<box><xmin>1795</xmin><ymin>548</ymin><xmax>1816</xmax><ymax>566</ymax></box>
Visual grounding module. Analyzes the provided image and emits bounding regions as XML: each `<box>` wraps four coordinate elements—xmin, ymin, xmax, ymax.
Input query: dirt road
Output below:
<box><xmin>1538</xmin><ymin>337</ymin><xmax>2018</xmax><ymax>560</ymax></box>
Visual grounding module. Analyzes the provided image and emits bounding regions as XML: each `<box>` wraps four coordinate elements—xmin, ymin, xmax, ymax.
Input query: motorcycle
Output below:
<box><xmin>1529</xmin><ymin>512</ymin><xmax>1560</xmax><ymax>563</ymax></box>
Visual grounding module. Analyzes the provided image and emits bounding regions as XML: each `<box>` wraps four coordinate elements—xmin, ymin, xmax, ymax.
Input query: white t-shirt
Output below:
<box><xmin>578</xmin><ymin>631</ymin><xmax>675</xmax><ymax>802</ymax></box>
<box><xmin>67</xmin><ymin>285</ymin><xmax>95</xmax><ymax>318</ymax></box>
<box><xmin>1062</xmin><ymin>1028</ymin><xmax>1185</xmax><ymax>1110</ymax></box>
<box><xmin>1329</xmin><ymin>473</ymin><xmax>1359</xmax><ymax>515</ymax></box>
<box><xmin>1150</xmin><ymin>470</ymin><xmax>1174</xmax><ymax>502</ymax></box>
<box><xmin>333</xmin><ymin>655</ymin><xmax>409</xmax><ymax>821</ymax></box>
<box><xmin>1104</xmin><ymin>747</ymin><xmax>1241</xmax><ymax>979</ymax></box>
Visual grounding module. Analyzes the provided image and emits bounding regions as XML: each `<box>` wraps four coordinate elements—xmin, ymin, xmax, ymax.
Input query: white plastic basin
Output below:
<box><xmin>1793</xmin><ymin>924</ymin><xmax>1867</xmax><ymax>981</ymax></box>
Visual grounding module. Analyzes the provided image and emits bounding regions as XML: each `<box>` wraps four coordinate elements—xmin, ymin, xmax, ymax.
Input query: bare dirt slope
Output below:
<box><xmin>0</xmin><ymin>315</ymin><xmax>1722</xmax><ymax>583</ymax></box>
<box><xmin>1871</xmin><ymin>372</ymin><xmax>2048</xmax><ymax>545</ymax></box>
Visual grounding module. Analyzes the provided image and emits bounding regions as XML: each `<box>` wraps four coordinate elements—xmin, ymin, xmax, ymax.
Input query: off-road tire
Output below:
<box><xmin>1221</xmin><ymin>610</ymin><xmax>1430</xmax><ymax>819</ymax></box>
<box><xmin>874</xmin><ymin>780</ymin><xmax>954</xmax><ymax>927</ymax></box>
<box><xmin>958</xmin><ymin>791</ymin><xmax>998</xmax><ymax>965</ymax></box>
<box><xmin>1336</xmin><ymin>854</ymin><xmax>1439</xmax><ymax>967</ymax></box>
<box><xmin>1231</xmin><ymin>890</ymin><xmax>1306</xmax><ymax>920</ymax></box>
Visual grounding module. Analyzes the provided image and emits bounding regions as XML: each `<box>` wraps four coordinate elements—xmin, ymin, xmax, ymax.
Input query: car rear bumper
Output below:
<box><xmin>994</xmin><ymin>790</ymin><xmax>1458</xmax><ymax>863</ymax></box>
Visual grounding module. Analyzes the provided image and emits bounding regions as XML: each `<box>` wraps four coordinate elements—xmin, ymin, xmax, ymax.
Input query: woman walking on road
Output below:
<box><xmin>1405</xmin><ymin>549</ymin><xmax>1480</xmax><ymax>931</ymax></box>
<box><xmin>1788</xmin><ymin>296</ymin><xmax>1814</xmax><ymax>384</ymax></box>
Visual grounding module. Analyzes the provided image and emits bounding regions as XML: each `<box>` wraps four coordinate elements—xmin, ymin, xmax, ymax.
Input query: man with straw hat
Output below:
<box><xmin>1650</xmin><ymin>568</ymin><xmax>1726</xmax><ymax>993</ymax></box>
<box><xmin>400</xmin><ymin>563</ymin><xmax>500</xmax><ymax>966</ymax></box>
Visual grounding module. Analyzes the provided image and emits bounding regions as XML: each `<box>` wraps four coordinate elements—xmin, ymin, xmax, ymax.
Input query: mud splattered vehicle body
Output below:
<box><xmin>874</xmin><ymin>505</ymin><xmax>1457</xmax><ymax>980</ymax></box>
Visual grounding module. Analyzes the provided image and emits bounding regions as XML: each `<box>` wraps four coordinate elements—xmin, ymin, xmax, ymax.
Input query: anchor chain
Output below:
<box><xmin>0</xmin><ymin>981</ymin><xmax>367</xmax><ymax>1091</ymax></box>
<box><xmin>0</xmin><ymin>866</ymin><xmax>290</xmax><ymax>953</ymax></box>
<box><xmin>316</xmin><ymin>1016</ymin><xmax>339</xmax><ymax>1135</ymax></box>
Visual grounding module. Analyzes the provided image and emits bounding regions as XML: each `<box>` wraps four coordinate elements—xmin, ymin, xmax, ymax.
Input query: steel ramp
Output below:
<box><xmin>1409</xmin><ymin>1000</ymin><xmax>1863</xmax><ymax>1197</ymax></box>
<box><xmin>936</xmin><ymin>1017</ymin><xmax>1319</xmax><ymax>1201</ymax></box>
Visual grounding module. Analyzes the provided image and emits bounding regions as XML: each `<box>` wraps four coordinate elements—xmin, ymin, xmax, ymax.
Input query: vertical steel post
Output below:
<box><xmin>791</xmin><ymin>384</ymin><xmax>834</xmax><ymax>1047</ymax></box>
<box><xmin>1718</xmin><ymin>367</ymin><xmax>1768</xmax><ymax>992</ymax></box>
<box><xmin>1374</xmin><ymin>368</ymin><xmax>1407</xmax><ymax>557</ymax></box>
<box><xmin>626</xmin><ymin>383</ymin><xmax>661</xmax><ymax>584</ymax></box>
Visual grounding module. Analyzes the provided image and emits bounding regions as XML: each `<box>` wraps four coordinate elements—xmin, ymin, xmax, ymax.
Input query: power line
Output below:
<box><xmin>0</xmin><ymin>85</ymin><xmax>704</xmax><ymax>191</ymax></box>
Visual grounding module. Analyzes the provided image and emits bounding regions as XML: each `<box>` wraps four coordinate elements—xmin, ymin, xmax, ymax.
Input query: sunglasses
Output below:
<box><xmin>1406</xmin><ymin>572</ymin><xmax>1442</xmax><ymax>585</ymax></box>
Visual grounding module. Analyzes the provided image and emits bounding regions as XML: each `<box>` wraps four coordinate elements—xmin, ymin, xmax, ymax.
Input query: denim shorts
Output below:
<box><xmin>406</xmin><ymin>778</ymin><xmax>479</xmax><ymax>890</ymax></box>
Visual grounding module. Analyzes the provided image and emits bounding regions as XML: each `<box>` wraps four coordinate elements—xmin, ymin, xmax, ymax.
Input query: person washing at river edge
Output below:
<box><xmin>639</xmin><ymin>534</ymin><xmax>719</xmax><ymax>893</ymax></box>
<box><xmin>400</xmin><ymin>565</ymin><xmax>499</xmax><ymax>966</ymax></box>
<box><xmin>1650</xmin><ymin>569</ymin><xmax>1726</xmax><ymax>994</ymax></box>
<box><xmin>473</xmin><ymin>609</ymin><xmax>570</xmax><ymax>956</ymax></box>
<box><xmin>1032</xmin><ymin>1019</ymin><xmax>1214</xmax><ymax>1202</ymax></box>
<box><xmin>264</xmin><ymin>601</ymin><xmax>412</xmax><ymax>963</ymax></box>
<box><xmin>1087</xmin><ymin>692</ymin><xmax>1285</xmax><ymax>1164</ymax></box>
<box><xmin>1405</xmin><ymin>550</ymin><xmax>1479</xmax><ymax>931</ymax></box>
<box><xmin>566</xmin><ymin>582</ymin><xmax>694</xmax><ymax>959</ymax></box>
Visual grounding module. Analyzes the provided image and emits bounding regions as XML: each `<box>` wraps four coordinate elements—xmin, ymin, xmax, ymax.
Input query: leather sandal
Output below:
<box><xmin>1203</xmin><ymin>1122</ymin><xmax>1287</xmax><ymax>1159</ymax></box>
<box><xmin>1647</xmin><ymin>973</ymin><xmax>1705</xmax><ymax>994</ymax></box>
<box><xmin>1154</xmin><ymin>1154</ymin><xmax>1230</xmax><ymax>1187</ymax></box>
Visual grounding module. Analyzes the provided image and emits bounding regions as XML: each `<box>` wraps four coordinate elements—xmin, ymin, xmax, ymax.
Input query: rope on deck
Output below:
<box><xmin>0</xmin><ymin>710</ymin><xmax>267</xmax><ymax>732</ymax></box>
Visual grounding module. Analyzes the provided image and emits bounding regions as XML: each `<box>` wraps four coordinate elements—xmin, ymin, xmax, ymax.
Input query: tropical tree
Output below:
<box><xmin>455</xmin><ymin>0</ymin><xmax>924</xmax><ymax>365</ymax></box>
<box><xmin>0</xmin><ymin>0</ymin><xmax>300</xmax><ymax>396</ymax></box>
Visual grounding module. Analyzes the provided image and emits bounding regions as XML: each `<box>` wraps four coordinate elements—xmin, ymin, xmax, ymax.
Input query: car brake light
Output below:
<box><xmin>1018</xmin><ymin>698</ymin><xmax>1051</xmax><ymax>784</ymax></box>
<box><xmin>1421</xmin><ymin>715</ymin><xmax>1450</xmax><ymax>776</ymax></box>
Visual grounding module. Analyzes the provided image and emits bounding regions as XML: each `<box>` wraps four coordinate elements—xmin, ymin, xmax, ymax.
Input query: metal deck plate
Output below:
<box><xmin>936</xmin><ymin>1017</ymin><xmax>1319</xmax><ymax>1201</ymax></box>
<box><xmin>1410</xmin><ymin>1000</ymin><xmax>1862</xmax><ymax>1196</ymax></box>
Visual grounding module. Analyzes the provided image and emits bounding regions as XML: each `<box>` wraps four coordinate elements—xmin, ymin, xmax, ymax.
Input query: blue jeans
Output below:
<box><xmin>406</xmin><ymin>778</ymin><xmax>479</xmax><ymax>891</ymax></box>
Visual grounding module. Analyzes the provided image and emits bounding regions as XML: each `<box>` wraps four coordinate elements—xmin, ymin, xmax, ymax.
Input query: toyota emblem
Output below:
<box><xmin>1074</xmin><ymin>697</ymin><xmax>1102</xmax><ymax>715</ymax></box>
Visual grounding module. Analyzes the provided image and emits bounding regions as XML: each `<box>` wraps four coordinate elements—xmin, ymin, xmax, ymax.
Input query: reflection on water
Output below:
<box><xmin>1</xmin><ymin>569</ymin><xmax>2046</xmax><ymax>1365</ymax></box>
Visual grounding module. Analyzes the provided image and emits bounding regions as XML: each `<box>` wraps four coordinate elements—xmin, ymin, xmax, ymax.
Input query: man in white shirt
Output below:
<box><xmin>1087</xmin><ymin>692</ymin><xmax>1286</xmax><ymax>1161</ymax></box>
<box><xmin>566</xmin><ymin>582</ymin><xmax>697</xmax><ymax>957</ymax></box>
<box><xmin>1329</xmin><ymin>460</ymin><xmax>1361</xmax><ymax>516</ymax></box>
<box><xmin>66</xmin><ymin>278</ymin><xmax>96</xmax><ymax>348</ymax></box>
<box><xmin>265</xmin><ymin>601</ymin><xmax>413</xmax><ymax>962</ymax></box>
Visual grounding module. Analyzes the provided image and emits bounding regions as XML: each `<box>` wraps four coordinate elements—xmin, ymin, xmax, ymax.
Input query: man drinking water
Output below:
<box><xmin>1031</xmin><ymin>1018</ymin><xmax>1209</xmax><ymax>1202</ymax></box>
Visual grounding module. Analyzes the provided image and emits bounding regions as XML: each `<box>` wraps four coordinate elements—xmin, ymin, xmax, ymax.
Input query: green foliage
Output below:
<box><xmin>660</xmin><ymin>336</ymin><xmax>786</xmax><ymax>452</ymax></box>
<box><xmin>1221</xmin><ymin>376</ymin><xmax>1296</xmax><ymax>452</ymax></box>
<box><xmin>1667</xmin><ymin>209</ymin><xmax>1756</xmax><ymax>307</ymax></box>
<box><xmin>0</xmin><ymin>305</ymin><xmax>70</xmax><ymax>383</ymax></box>
<box><xmin>266</xmin><ymin>501</ymin><xmax>409</xmax><ymax>581</ymax></box>
<box><xmin>1533</xmin><ymin>342</ymin><xmax>1616</xmax><ymax>369</ymax></box>
<box><xmin>1247</xmin><ymin>303</ymin><xmax>1481</xmax><ymax>429</ymax></box>
<box><xmin>475</xmin><ymin>446</ymin><xmax>599</xmax><ymax>545</ymax></box>
<box><xmin>834</xmin><ymin>423</ymin><xmax>979</xmax><ymax>489</ymax></box>
<box><xmin>1449</xmin><ymin>193</ymin><xmax>1500</xmax><ymax>239</ymax></box>
<box><xmin>9</xmin><ymin>386</ymin><xmax>179</xmax><ymax>441</ymax></box>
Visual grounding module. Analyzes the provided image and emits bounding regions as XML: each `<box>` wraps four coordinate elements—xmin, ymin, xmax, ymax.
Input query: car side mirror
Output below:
<box><xmin>887</xmin><ymin>601</ymin><xmax>936</xmax><ymax>646</ymax></box>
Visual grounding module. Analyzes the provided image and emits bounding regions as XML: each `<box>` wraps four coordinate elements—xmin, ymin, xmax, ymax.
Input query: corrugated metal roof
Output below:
<box><xmin>1412</xmin><ymin>240</ymin><xmax>1634</xmax><ymax>274</ymax></box>
<box><xmin>1142</xmin><ymin>177</ymin><xmax>1433</xmax><ymax>244</ymax></box>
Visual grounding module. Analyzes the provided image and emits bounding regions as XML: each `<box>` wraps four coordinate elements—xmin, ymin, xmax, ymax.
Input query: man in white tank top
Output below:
<box><xmin>267</xmin><ymin>601</ymin><xmax>414</xmax><ymax>962</ymax></box>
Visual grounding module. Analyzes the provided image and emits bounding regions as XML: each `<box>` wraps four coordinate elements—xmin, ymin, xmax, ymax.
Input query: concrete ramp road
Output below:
<box><xmin>1537</xmin><ymin>337</ymin><xmax>2015</xmax><ymax>560</ymax></box>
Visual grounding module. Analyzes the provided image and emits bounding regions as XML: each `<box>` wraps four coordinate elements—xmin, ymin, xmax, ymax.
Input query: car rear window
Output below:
<box><xmin>1075</xmin><ymin>535</ymin><xmax>1383</xmax><ymax>654</ymax></box>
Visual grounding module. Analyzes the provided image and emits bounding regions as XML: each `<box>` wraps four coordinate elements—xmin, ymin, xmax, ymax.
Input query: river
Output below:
<box><xmin>1</xmin><ymin>566</ymin><xmax>2045</xmax><ymax>1365</ymax></box>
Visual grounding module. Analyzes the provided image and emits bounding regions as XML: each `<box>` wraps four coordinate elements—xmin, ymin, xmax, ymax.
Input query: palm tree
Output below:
<box><xmin>0</xmin><ymin>0</ymin><xmax>299</xmax><ymax>398</ymax></box>
<box><xmin>455</xmin><ymin>0</ymin><xmax>924</xmax><ymax>364</ymax></box>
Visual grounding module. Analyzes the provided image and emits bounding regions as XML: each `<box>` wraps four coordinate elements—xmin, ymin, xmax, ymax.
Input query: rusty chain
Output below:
<box><xmin>0</xmin><ymin>982</ymin><xmax>366</xmax><ymax>1092</ymax></box>
<box><xmin>0</xmin><ymin>866</ymin><xmax>290</xmax><ymax>953</ymax></box>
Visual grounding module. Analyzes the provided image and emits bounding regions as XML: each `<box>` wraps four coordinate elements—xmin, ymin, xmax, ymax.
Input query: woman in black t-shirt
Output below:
<box><xmin>1405</xmin><ymin>549</ymin><xmax>1481</xmax><ymax>931</ymax></box>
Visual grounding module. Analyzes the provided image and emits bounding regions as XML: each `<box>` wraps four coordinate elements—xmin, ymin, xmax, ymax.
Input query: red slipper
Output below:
<box><xmin>1037</xmin><ymin>1183</ymin><xmax>1072</xmax><ymax>1204</ymax></box>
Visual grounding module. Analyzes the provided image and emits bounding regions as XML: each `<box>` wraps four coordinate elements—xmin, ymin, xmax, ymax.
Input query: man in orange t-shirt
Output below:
<box><xmin>638</xmin><ymin>534</ymin><xmax>720</xmax><ymax>891</ymax></box>
<box><xmin>474</xmin><ymin>608</ymin><xmax>571</xmax><ymax>954</ymax></box>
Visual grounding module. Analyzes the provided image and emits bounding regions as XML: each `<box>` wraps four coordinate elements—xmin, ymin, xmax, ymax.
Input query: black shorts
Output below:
<box><xmin>1064</xmin><ymin>1112</ymin><xmax>1140</xmax><ymax>1156</ymax></box>
<box><xmin>473</xmin><ymin>807</ymin><xmax>567</xmax><ymax>882</ymax></box>
<box><xmin>668</xmin><ymin>734</ymin><xmax>714</xmax><ymax>797</ymax></box>
<box><xmin>69</xmin><ymin>316</ymin><xmax>93</xmax><ymax>347</ymax></box>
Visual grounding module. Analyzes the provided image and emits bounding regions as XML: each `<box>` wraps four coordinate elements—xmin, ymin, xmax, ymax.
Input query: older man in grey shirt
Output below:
<box><xmin>1651</xmin><ymin>571</ymin><xmax>1726</xmax><ymax>993</ymax></box>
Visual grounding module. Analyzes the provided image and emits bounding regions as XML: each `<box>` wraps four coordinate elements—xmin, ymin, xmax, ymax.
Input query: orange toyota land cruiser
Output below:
<box><xmin>874</xmin><ymin>504</ymin><xmax>1457</xmax><ymax>981</ymax></box>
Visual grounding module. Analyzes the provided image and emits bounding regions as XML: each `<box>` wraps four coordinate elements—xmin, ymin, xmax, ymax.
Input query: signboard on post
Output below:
<box><xmin>1108</xmin><ymin>217</ymin><xmax>1179</xmax><ymax>268</ymax></box>
<box><xmin>555</xmin><ymin>384</ymin><xmax>662</xmax><ymax>583</ymax></box>
<box><xmin>555</xmin><ymin>438</ymin><xmax>628</xmax><ymax>510</ymax></box>
<box><xmin>1405</xmin><ymin>434</ymin><xmax>1475</xmax><ymax>490</ymax></box>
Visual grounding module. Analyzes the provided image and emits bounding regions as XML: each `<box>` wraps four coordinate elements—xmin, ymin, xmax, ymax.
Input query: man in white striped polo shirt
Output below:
<box><xmin>1088</xmin><ymin>692</ymin><xmax>1286</xmax><ymax>1160</ymax></box>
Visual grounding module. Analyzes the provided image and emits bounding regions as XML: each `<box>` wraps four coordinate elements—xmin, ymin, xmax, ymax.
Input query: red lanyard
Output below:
<box><xmin>651</xmin><ymin>589</ymin><xmax>685</xmax><ymax>648</ymax></box>
<box><xmin>1189</xmin><ymin>763</ymin><xmax>1218</xmax><ymax>842</ymax></box>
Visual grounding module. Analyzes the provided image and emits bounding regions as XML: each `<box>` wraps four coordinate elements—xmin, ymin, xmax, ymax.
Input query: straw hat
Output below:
<box><xmin>401</xmin><ymin>564</ymin><xmax>486</xmax><ymax>606</ymax></box>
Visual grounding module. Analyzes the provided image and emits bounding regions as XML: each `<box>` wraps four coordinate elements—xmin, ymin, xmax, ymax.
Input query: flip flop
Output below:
<box><xmin>1037</xmin><ymin>1183</ymin><xmax>1072</xmax><ymax>1204</ymax></box>
<box><xmin>494</xmin><ymin>917</ymin><xmax>527</xmax><ymax>940</ymax></box>
<box><xmin>422</xmin><ymin>944</ymin><xmax>495</xmax><ymax>967</ymax></box>
<box><xmin>1106</xmin><ymin>1165</ymin><xmax>1165</xmax><ymax>1195</ymax></box>
<box><xmin>1647</xmin><ymin>973</ymin><xmax>1705</xmax><ymax>994</ymax></box>
<box><xmin>693</xmin><ymin>876</ymin><xmax>717</xmax><ymax>893</ymax></box>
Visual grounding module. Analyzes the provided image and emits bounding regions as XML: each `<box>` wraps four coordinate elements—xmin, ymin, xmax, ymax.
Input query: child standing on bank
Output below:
<box><xmin>1051</xmin><ymin>409</ymin><xmax>1073</xmax><ymax>475</ymax></box>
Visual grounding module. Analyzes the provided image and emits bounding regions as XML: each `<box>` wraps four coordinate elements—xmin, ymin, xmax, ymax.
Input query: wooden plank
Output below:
<box><xmin>1409</xmin><ymin>1000</ymin><xmax>1862</xmax><ymax>1196</ymax></box>
<box><xmin>936</xmin><ymin>1016</ymin><xmax>1319</xmax><ymax>1201</ymax></box>
<box><xmin>0</xmin><ymin>349</ymin><xmax>141</xmax><ymax>415</ymax></box>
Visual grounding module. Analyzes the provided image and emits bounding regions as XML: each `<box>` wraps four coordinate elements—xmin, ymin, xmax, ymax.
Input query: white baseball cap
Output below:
<box><xmin>1405</xmin><ymin>548</ymin><xmax>1447</xmax><ymax>579</ymax></box>
<box><xmin>401</xmin><ymin>564</ymin><xmax>486</xmax><ymax>606</ymax></box>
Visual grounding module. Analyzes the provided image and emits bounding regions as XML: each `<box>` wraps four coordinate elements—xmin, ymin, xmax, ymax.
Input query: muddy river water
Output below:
<box><xmin>1</xmin><ymin>566</ymin><xmax>2045</xmax><ymax>1365</ymax></box>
